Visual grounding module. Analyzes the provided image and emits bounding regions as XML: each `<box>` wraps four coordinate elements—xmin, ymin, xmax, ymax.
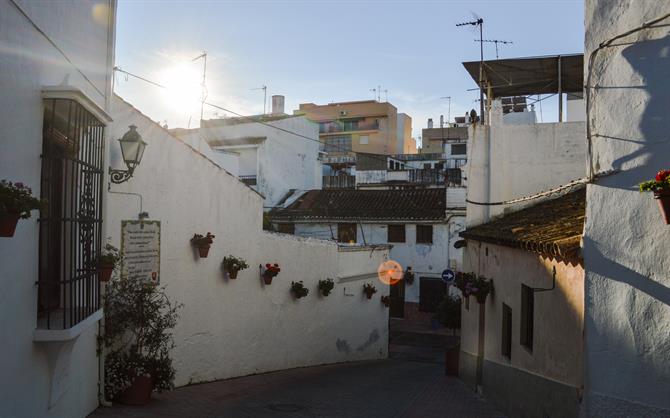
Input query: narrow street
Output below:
<box><xmin>91</xmin><ymin>320</ymin><xmax>504</xmax><ymax>418</ymax></box>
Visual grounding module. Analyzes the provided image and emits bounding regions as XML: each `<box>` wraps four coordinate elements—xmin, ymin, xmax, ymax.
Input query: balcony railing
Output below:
<box><xmin>323</xmin><ymin>175</ymin><xmax>356</xmax><ymax>189</ymax></box>
<box><xmin>239</xmin><ymin>175</ymin><xmax>257</xmax><ymax>186</ymax></box>
<box><xmin>319</xmin><ymin>120</ymin><xmax>379</xmax><ymax>134</ymax></box>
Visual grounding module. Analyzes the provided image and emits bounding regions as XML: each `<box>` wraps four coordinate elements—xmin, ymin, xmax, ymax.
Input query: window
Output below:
<box><xmin>337</xmin><ymin>223</ymin><xmax>357</xmax><ymax>243</ymax></box>
<box><xmin>38</xmin><ymin>98</ymin><xmax>105</xmax><ymax>329</ymax></box>
<box><xmin>342</xmin><ymin>119</ymin><xmax>359</xmax><ymax>132</ymax></box>
<box><xmin>277</xmin><ymin>223</ymin><xmax>295</xmax><ymax>235</ymax></box>
<box><xmin>451</xmin><ymin>144</ymin><xmax>467</xmax><ymax>155</ymax></box>
<box><xmin>521</xmin><ymin>284</ymin><xmax>534</xmax><ymax>352</ymax></box>
<box><xmin>502</xmin><ymin>304</ymin><xmax>512</xmax><ymax>359</ymax></box>
<box><xmin>416</xmin><ymin>225</ymin><xmax>433</xmax><ymax>244</ymax></box>
<box><xmin>446</xmin><ymin>168</ymin><xmax>462</xmax><ymax>186</ymax></box>
<box><xmin>387</xmin><ymin>224</ymin><xmax>406</xmax><ymax>243</ymax></box>
<box><xmin>323</xmin><ymin>135</ymin><xmax>352</xmax><ymax>152</ymax></box>
<box><xmin>359</xmin><ymin>135</ymin><xmax>369</xmax><ymax>145</ymax></box>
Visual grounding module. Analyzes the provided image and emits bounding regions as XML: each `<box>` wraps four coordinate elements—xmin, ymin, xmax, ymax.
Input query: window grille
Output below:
<box><xmin>323</xmin><ymin>135</ymin><xmax>352</xmax><ymax>152</ymax></box>
<box><xmin>337</xmin><ymin>223</ymin><xmax>357</xmax><ymax>243</ymax></box>
<box><xmin>521</xmin><ymin>284</ymin><xmax>534</xmax><ymax>351</ymax></box>
<box><xmin>416</xmin><ymin>224</ymin><xmax>433</xmax><ymax>244</ymax></box>
<box><xmin>38</xmin><ymin>99</ymin><xmax>105</xmax><ymax>329</ymax></box>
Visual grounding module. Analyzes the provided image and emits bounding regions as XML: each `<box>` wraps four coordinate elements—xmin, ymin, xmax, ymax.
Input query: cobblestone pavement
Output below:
<box><xmin>90</xmin><ymin>359</ymin><xmax>504</xmax><ymax>418</ymax></box>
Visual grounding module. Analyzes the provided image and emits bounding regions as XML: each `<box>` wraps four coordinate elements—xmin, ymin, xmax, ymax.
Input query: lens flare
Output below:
<box><xmin>157</xmin><ymin>63</ymin><xmax>202</xmax><ymax>113</ymax></box>
<box><xmin>377</xmin><ymin>260</ymin><xmax>403</xmax><ymax>285</ymax></box>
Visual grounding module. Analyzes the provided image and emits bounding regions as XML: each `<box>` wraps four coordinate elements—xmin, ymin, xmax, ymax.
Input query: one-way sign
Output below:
<box><xmin>442</xmin><ymin>269</ymin><xmax>455</xmax><ymax>284</ymax></box>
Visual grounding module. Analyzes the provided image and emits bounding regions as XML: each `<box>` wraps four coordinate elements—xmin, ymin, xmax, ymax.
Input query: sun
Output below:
<box><xmin>157</xmin><ymin>63</ymin><xmax>202</xmax><ymax>113</ymax></box>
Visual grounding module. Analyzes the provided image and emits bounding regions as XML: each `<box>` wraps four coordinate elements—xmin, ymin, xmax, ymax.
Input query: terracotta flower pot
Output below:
<box><xmin>654</xmin><ymin>190</ymin><xmax>670</xmax><ymax>224</ymax></box>
<box><xmin>227</xmin><ymin>269</ymin><xmax>238</xmax><ymax>279</ymax></box>
<box><xmin>0</xmin><ymin>213</ymin><xmax>20</xmax><ymax>237</ymax></box>
<box><xmin>263</xmin><ymin>273</ymin><xmax>274</xmax><ymax>285</ymax></box>
<box><xmin>445</xmin><ymin>346</ymin><xmax>460</xmax><ymax>376</ymax></box>
<box><xmin>99</xmin><ymin>264</ymin><xmax>114</xmax><ymax>282</ymax></box>
<box><xmin>197</xmin><ymin>245</ymin><xmax>210</xmax><ymax>258</ymax></box>
<box><xmin>116</xmin><ymin>375</ymin><xmax>153</xmax><ymax>405</ymax></box>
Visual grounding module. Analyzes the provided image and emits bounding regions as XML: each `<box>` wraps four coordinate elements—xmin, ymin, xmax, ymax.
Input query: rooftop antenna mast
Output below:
<box><xmin>440</xmin><ymin>96</ymin><xmax>452</xmax><ymax>124</ymax></box>
<box><xmin>192</xmin><ymin>51</ymin><xmax>207</xmax><ymax>125</ymax></box>
<box><xmin>370</xmin><ymin>85</ymin><xmax>384</xmax><ymax>102</ymax></box>
<box><xmin>457</xmin><ymin>18</ymin><xmax>484</xmax><ymax>124</ymax></box>
<box><xmin>477</xmin><ymin>39</ymin><xmax>513</xmax><ymax>59</ymax></box>
<box><xmin>251</xmin><ymin>85</ymin><xmax>268</xmax><ymax>114</ymax></box>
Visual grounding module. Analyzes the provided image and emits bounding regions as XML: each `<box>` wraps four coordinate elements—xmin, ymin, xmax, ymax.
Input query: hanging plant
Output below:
<box><xmin>318</xmin><ymin>278</ymin><xmax>335</xmax><ymax>297</ymax></box>
<box><xmin>99</xmin><ymin>243</ymin><xmax>121</xmax><ymax>282</ymax></box>
<box><xmin>403</xmin><ymin>267</ymin><xmax>415</xmax><ymax>285</ymax></box>
<box><xmin>191</xmin><ymin>232</ymin><xmax>215</xmax><ymax>258</ymax></box>
<box><xmin>363</xmin><ymin>283</ymin><xmax>377</xmax><ymax>299</ymax></box>
<box><xmin>291</xmin><ymin>281</ymin><xmax>309</xmax><ymax>299</ymax></box>
<box><xmin>381</xmin><ymin>295</ymin><xmax>391</xmax><ymax>307</ymax></box>
<box><xmin>222</xmin><ymin>255</ymin><xmax>249</xmax><ymax>279</ymax></box>
<box><xmin>640</xmin><ymin>169</ymin><xmax>670</xmax><ymax>224</ymax></box>
<box><xmin>262</xmin><ymin>263</ymin><xmax>281</xmax><ymax>285</ymax></box>
<box><xmin>0</xmin><ymin>180</ymin><xmax>44</xmax><ymax>237</ymax></box>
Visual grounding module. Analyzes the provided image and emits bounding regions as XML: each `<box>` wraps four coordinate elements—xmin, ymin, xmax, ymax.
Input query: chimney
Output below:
<box><xmin>440</xmin><ymin>115</ymin><xmax>444</xmax><ymax>128</ymax></box>
<box><xmin>427</xmin><ymin>118</ymin><xmax>433</xmax><ymax>129</ymax></box>
<box><xmin>272</xmin><ymin>95</ymin><xmax>285</xmax><ymax>114</ymax></box>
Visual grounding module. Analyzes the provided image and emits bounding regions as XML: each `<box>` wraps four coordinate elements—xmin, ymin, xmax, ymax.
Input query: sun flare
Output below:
<box><xmin>157</xmin><ymin>63</ymin><xmax>202</xmax><ymax>113</ymax></box>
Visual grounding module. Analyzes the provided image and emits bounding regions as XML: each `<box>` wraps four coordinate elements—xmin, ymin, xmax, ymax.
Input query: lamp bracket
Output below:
<box><xmin>109</xmin><ymin>167</ymin><xmax>134</xmax><ymax>184</ymax></box>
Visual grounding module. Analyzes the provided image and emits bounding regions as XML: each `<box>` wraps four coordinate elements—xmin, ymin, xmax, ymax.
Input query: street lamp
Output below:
<box><xmin>109</xmin><ymin>125</ymin><xmax>147</xmax><ymax>184</ymax></box>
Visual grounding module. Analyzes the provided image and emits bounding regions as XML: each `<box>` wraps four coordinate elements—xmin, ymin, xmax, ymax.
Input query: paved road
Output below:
<box><xmin>91</xmin><ymin>359</ymin><xmax>504</xmax><ymax>418</ymax></box>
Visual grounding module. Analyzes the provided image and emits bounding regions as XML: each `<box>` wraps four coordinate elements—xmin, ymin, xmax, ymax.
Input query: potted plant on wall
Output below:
<box><xmin>191</xmin><ymin>232</ymin><xmax>215</xmax><ymax>258</ymax></box>
<box><xmin>102</xmin><ymin>277</ymin><xmax>181</xmax><ymax>405</ymax></box>
<box><xmin>0</xmin><ymin>180</ymin><xmax>43</xmax><ymax>237</ymax></box>
<box><xmin>99</xmin><ymin>243</ymin><xmax>121</xmax><ymax>282</ymax></box>
<box><xmin>222</xmin><ymin>255</ymin><xmax>249</xmax><ymax>279</ymax></box>
<box><xmin>363</xmin><ymin>283</ymin><xmax>377</xmax><ymax>299</ymax></box>
<box><xmin>466</xmin><ymin>275</ymin><xmax>494</xmax><ymax>304</ymax></box>
<box><xmin>318</xmin><ymin>278</ymin><xmax>335</xmax><ymax>297</ymax></box>
<box><xmin>381</xmin><ymin>295</ymin><xmax>391</xmax><ymax>307</ymax></box>
<box><xmin>291</xmin><ymin>281</ymin><xmax>309</xmax><ymax>299</ymax></box>
<box><xmin>403</xmin><ymin>267</ymin><xmax>415</xmax><ymax>285</ymax></box>
<box><xmin>261</xmin><ymin>263</ymin><xmax>281</xmax><ymax>285</ymax></box>
<box><xmin>640</xmin><ymin>169</ymin><xmax>670</xmax><ymax>224</ymax></box>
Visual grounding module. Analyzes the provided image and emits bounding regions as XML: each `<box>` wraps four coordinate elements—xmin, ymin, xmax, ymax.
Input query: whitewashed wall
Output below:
<box><xmin>107</xmin><ymin>96</ymin><xmax>389</xmax><ymax>387</ymax></box>
<box><xmin>201</xmin><ymin>117</ymin><xmax>322</xmax><ymax>207</ymax></box>
<box><xmin>293</xmin><ymin>221</ymin><xmax>464</xmax><ymax>303</ymax></box>
<box><xmin>583</xmin><ymin>1</ymin><xmax>670</xmax><ymax>416</ymax></box>
<box><xmin>0</xmin><ymin>2</ymin><xmax>116</xmax><ymax>418</ymax></box>
<box><xmin>466</xmin><ymin>102</ymin><xmax>586</xmax><ymax>226</ymax></box>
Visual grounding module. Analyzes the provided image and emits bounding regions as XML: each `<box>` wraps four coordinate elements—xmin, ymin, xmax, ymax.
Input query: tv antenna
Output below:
<box><xmin>457</xmin><ymin>18</ymin><xmax>484</xmax><ymax>123</ymax></box>
<box><xmin>370</xmin><ymin>85</ymin><xmax>387</xmax><ymax>102</ymax></box>
<box><xmin>192</xmin><ymin>51</ymin><xmax>207</xmax><ymax>125</ymax></box>
<box><xmin>440</xmin><ymin>96</ymin><xmax>452</xmax><ymax>124</ymax></box>
<box><xmin>251</xmin><ymin>85</ymin><xmax>268</xmax><ymax>114</ymax></box>
<box><xmin>476</xmin><ymin>39</ymin><xmax>513</xmax><ymax>59</ymax></box>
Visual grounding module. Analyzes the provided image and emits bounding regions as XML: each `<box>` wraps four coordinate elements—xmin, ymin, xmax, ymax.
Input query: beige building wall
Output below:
<box><xmin>460</xmin><ymin>242</ymin><xmax>584</xmax><ymax>416</ymax></box>
<box><xmin>298</xmin><ymin>100</ymin><xmax>409</xmax><ymax>155</ymax></box>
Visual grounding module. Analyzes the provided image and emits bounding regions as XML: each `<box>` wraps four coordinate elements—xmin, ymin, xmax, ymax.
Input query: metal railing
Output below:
<box><xmin>239</xmin><ymin>175</ymin><xmax>257</xmax><ymax>186</ymax></box>
<box><xmin>323</xmin><ymin>175</ymin><xmax>356</xmax><ymax>189</ymax></box>
<box><xmin>319</xmin><ymin>120</ymin><xmax>379</xmax><ymax>133</ymax></box>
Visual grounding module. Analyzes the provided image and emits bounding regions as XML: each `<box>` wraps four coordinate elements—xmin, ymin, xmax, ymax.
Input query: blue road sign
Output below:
<box><xmin>442</xmin><ymin>269</ymin><xmax>455</xmax><ymax>284</ymax></box>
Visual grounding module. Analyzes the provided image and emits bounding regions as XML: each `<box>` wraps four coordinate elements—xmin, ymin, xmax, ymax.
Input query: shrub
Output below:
<box><xmin>291</xmin><ymin>281</ymin><xmax>309</xmax><ymax>298</ymax></box>
<box><xmin>318</xmin><ymin>278</ymin><xmax>335</xmax><ymax>296</ymax></box>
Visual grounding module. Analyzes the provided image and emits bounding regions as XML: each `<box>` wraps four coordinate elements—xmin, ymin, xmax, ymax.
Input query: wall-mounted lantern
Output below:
<box><xmin>109</xmin><ymin>125</ymin><xmax>147</xmax><ymax>184</ymax></box>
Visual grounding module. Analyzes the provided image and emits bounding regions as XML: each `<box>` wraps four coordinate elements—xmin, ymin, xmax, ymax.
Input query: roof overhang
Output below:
<box><xmin>462</xmin><ymin>54</ymin><xmax>584</xmax><ymax>98</ymax></box>
<box><xmin>42</xmin><ymin>86</ymin><xmax>113</xmax><ymax>125</ymax></box>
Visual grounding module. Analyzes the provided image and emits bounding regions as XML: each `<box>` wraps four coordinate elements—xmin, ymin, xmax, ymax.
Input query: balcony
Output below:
<box><xmin>323</xmin><ymin>175</ymin><xmax>356</xmax><ymax>189</ymax></box>
<box><xmin>319</xmin><ymin>120</ymin><xmax>379</xmax><ymax>134</ymax></box>
<box><xmin>239</xmin><ymin>175</ymin><xmax>257</xmax><ymax>186</ymax></box>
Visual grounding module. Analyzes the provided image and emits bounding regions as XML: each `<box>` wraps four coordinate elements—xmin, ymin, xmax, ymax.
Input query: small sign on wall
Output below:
<box><xmin>121</xmin><ymin>220</ymin><xmax>161</xmax><ymax>283</ymax></box>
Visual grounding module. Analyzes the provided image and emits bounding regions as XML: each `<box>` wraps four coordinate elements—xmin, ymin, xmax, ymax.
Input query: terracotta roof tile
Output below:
<box><xmin>270</xmin><ymin>188</ymin><xmax>446</xmax><ymax>222</ymax></box>
<box><xmin>460</xmin><ymin>188</ymin><xmax>585</xmax><ymax>258</ymax></box>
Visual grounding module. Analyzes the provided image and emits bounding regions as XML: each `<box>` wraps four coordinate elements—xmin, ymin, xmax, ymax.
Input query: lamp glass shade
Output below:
<box><xmin>118</xmin><ymin>125</ymin><xmax>147</xmax><ymax>170</ymax></box>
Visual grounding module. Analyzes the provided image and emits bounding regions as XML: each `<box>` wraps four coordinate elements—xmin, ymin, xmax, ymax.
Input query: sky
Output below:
<box><xmin>114</xmin><ymin>0</ymin><xmax>584</xmax><ymax>142</ymax></box>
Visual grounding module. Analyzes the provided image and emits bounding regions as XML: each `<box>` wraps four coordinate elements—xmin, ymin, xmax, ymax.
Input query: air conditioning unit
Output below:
<box><xmin>339</xmin><ymin>110</ymin><xmax>348</xmax><ymax>116</ymax></box>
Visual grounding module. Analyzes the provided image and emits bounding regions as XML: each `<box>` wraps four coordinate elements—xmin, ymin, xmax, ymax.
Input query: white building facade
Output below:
<box><xmin>0</xmin><ymin>1</ymin><xmax>117</xmax><ymax>417</ymax></box>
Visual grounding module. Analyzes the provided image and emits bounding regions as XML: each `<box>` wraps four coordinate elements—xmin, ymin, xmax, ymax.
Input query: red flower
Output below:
<box><xmin>655</xmin><ymin>170</ymin><xmax>670</xmax><ymax>182</ymax></box>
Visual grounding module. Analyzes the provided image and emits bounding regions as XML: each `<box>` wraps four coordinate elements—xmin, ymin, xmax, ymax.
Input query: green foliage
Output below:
<box><xmin>380</xmin><ymin>295</ymin><xmax>391</xmax><ymax>307</ymax></box>
<box><xmin>291</xmin><ymin>281</ymin><xmax>309</xmax><ymax>298</ymax></box>
<box><xmin>363</xmin><ymin>283</ymin><xmax>377</xmax><ymax>296</ymax></box>
<box><xmin>455</xmin><ymin>272</ymin><xmax>494</xmax><ymax>302</ymax></box>
<box><xmin>318</xmin><ymin>278</ymin><xmax>335</xmax><ymax>296</ymax></box>
<box><xmin>99</xmin><ymin>243</ymin><xmax>121</xmax><ymax>266</ymax></box>
<box><xmin>403</xmin><ymin>267</ymin><xmax>415</xmax><ymax>284</ymax></box>
<box><xmin>191</xmin><ymin>232</ymin><xmax>215</xmax><ymax>246</ymax></box>
<box><xmin>102</xmin><ymin>277</ymin><xmax>182</xmax><ymax>399</ymax></box>
<box><xmin>263</xmin><ymin>213</ymin><xmax>275</xmax><ymax>231</ymax></box>
<box><xmin>640</xmin><ymin>169</ymin><xmax>670</xmax><ymax>192</ymax></box>
<box><xmin>222</xmin><ymin>255</ymin><xmax>249</xmax><ymax>272</ymax></box>
<box><xmin>435</xmin><ymin>294</ymin><xmax>462</xmax><ymax>330</ymax></box>
<box><xmin>0</xmin><ymin>179</ymin><xmax>44</xmax><ymax>219</ymax></box>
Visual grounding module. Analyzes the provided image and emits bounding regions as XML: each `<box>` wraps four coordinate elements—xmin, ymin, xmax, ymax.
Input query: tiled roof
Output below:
<box><xmin>460</xmin><ymin>188</ymin><xmax>585</xmax><ymax>259</ymax></box>
<box><xmin>269</xmin><ymin>188</ymin><xmax>446</xmax><ymax>222</ymax></box>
